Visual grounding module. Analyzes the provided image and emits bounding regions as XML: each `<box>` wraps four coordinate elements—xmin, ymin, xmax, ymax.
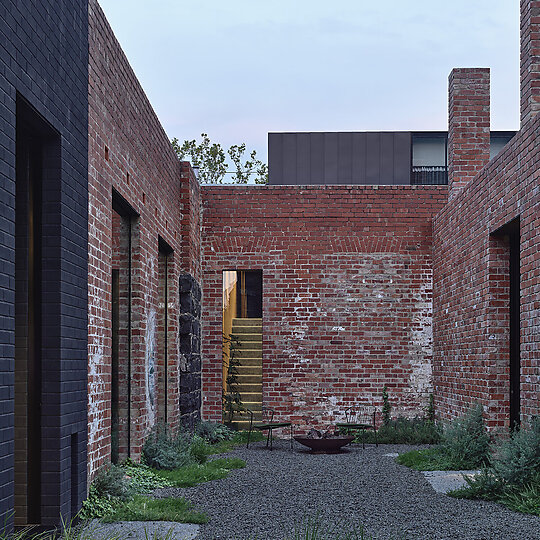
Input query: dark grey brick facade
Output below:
<box><xmin>0</xmin><ymin>0</ymin><xmax>89</xmax><ymax>528</ymax></box>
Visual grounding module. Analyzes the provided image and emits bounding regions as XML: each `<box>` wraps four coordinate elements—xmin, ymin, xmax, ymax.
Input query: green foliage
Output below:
<box><xmin>425</xmin><ymin>393</ymin><xmax>435</xmax><ymax>424</ymax></box>
<box><xmin>354</xmin><ymin>417</ymin><xmax>442</xmax><ymax>445</ymax></box>
<box><xmin>122</xmin><ymin>458</ymin><xmax>174</xmax><ymax>493</ymax></box>
<box><xmin>223</xmin><ymin>333</ymin><xmax>244</xmax><ymax>423</ymax></box>
<box><xmin>79</xmin><ymin>489</ymin><xmax>124</xmax><ymax>520</ymax></box>
<box><xmin>439</xmin><ymin>403</ymin><xmax>490</xmax><ymax>469</ymax></box>
<box><xmin>492</xmin><ymin>417</ymin><xmax>540</xmax><ymax>487</ymax></box>
<box><xmin>449</xmin><ymin>418</ymin><xmax>540</xmax><ymax>516</ymax></box>
<box><xmin>396</xmin><ymin>448</ymin><xmax>459</xmax><ymax>471</ymax></box>
<box><xmin>102</xmin><ymin>495</ymin><xmax>208</xmax><ymax>524</ymax></box>
<box><xmin>172</xmin><ymin>134</ymin><xmax>268</xmax><ymax>185</ymax></box>
<box><xmin>195</xmin><ymin>421</ymin><xmax>234</xmax><ymax>444</ymax></box>
<box><xmin>188</xmin><ymin>434</ymin><xmax>210</xmax><ymax>464</ymax></box>
<box><xmin>141</xmin><ymin>425</ymin><xmax>217</xmax><ymax>470</ymax></box>
<box><xmin>209</xmin><ymin>429</ymin><xmax>265</xmax><ymax>454</ymax></box>
<box><xmin>155</xmin><ymin>457</ymin><xmax>246</xmax><ymax>487</ymax></box>
<box><xmin>382</xmin><ymin>386</ymin><xmax>391</xmax><ymax>427</ymax></box>
<box><xmin>91</xmin><ymin>464</ymin><xmax>131</xmax><ymax>500</ymax></box>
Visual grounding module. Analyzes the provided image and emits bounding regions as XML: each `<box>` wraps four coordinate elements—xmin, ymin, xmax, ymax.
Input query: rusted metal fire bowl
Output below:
<box><xmin>294</xmin><ymin>435</ymin><xmax>354</xmax><ymax>454</ymax></box>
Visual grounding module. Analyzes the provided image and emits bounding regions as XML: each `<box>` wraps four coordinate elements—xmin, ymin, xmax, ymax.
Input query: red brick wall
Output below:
<box><xmin>520</xmin><ymin>0</ymin><xmax>540</xmax><ymax>125</ymax></box>
<box><xmin>433</xmin><ymin>113</ymin><xmax>540</xmax><ymax>429</ymax></box>
<box><xmin>448</xmin><ymin>68</ymin><xmax>491</xmax><ymax>199</ymax></box>
<box><xmin>88</xmin><ymin>0</ymin><xmax>198</xmax><ymax>477</ymax></box>
<box><xmin>201</xmin><ymin>186</ymin><xmax>447</xmax><ymax>430</ymax></box>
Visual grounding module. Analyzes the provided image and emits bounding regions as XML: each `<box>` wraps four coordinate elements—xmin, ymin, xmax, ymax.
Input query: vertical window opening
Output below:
<box><xmin>14</xmin><ymin>95</ymin><xmax>59</xmax><ymax>526</ymax></box>
<box><xmin>158</xmin><ymin>237</ymin><xmax>173</xmax><ymax>425</ymax></box>
<box><xmin>111</xmin><ymin>190</ymin><xmax>138</xmax><ymax>461</ymax></box>
<box><xmin>222</xmin><ymin>270</ymin><xmax>262</xmax><ymax>427</ymax></box>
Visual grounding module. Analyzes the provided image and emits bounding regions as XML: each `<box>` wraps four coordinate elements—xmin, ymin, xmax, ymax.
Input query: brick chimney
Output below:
<box><xmin>447</xmin><ymin>68</ymin><xmax>491</xmax><ymax>199</ymax></box>
<box><xmin>520</xmin><ymin>0</ymin><xmax>540</xmax><ymax>126</ymax></box>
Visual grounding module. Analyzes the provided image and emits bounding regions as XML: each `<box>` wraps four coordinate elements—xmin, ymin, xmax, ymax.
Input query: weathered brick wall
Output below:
<box><xmin>88</xmin><ymin>0</ymin><xmax>200</xmax><ymax>476</ymax></box>
<box><xmin>201</xmin><ymin>186</ymin><xmax>447</xmax><ymax>430</ymax></box>
<box><xmin>448</xmin><ymin>68</ymin><xmax>491</xmax><ymax>199</ymax></box>
<box><xmin>433</xmin><ymin>105</ymin><xmax>540</xmax><ymax>430</ymax></box>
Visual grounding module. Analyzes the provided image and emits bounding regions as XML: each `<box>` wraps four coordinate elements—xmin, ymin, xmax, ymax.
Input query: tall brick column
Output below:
<box><xmin>521</xmin><ymin>0</ymin><xmax>540</xmax><ymax>126</ymax></box>
<box><xmin>447</xmin><ymin>68</ymin><xmax>490</xmax><ymax>199</ymax></box>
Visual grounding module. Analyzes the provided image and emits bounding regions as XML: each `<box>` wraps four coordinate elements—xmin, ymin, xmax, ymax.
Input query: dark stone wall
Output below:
<box><xmin>0</xmin><ymin>0</ymin><xmax>89</xmax><ymax>528</ymax></box>
<box><xmin>179</xmin><ymin>274</ymin><xmax>202</xmax><ymax>428</ymax></box>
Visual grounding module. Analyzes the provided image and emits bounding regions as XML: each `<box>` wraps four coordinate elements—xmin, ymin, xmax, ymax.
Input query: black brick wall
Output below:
<box><xmin>178</xmin><ymin>274</ymin><xmax>202</xmax><ymax>429</ymax></box>
<box><xmin>0</xmin><ymin>0</ymin><xmax>89</xmax><ymax>528</ymax></box>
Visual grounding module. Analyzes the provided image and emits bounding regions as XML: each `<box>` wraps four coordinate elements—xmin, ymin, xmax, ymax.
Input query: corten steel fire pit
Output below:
<box><xmin>294</xmin><ymin>429</ymin><xmax>354</xmax><ymax>453</ymax></box>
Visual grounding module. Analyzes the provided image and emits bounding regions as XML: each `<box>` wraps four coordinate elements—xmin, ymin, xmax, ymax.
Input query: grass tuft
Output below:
<box><xmin>102</xmin><ymin>495</ymin><xmax>208</xmax><ymax>524</ymax></box>
<box><xmin>155</xmin><ymin>457</ymin><xmax>246</xmax><ymax>487</ymax></box>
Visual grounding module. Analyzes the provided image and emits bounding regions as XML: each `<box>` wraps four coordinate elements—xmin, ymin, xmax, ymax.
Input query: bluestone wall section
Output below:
<box><xmin>0</xmin><ymin>0</ymin><xmax>89</xmax><ymax>527</ymax></box>
<box><xmin>88</xmin><ymin>0</ymin><xmax>201</xmax><ymax>476</ymax></box>
<box><xmin>201</xmin><ymin>186</ymin><xmax>447</xmax><ymax>429</ymax></box>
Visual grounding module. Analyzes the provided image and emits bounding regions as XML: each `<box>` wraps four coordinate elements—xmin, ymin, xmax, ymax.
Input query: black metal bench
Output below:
<box><xmin>246</xmin><ymin>407</ymin><xmax>293</xmax><ymax>450</ymax></box>
<box><xmin>335</xmin><ymin>406</ymin><xmax>378</xmax><ymax>449</ymax></box>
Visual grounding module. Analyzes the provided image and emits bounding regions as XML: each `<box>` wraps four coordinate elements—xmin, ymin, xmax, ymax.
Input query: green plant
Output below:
<box><xmin>155</xmin><ymin>457</ymin><xmax>246</xmax><ymax>487</ymax></box>
<box><xmin>195</xmin><ymin>421</ymin><xmax>234</xmax><ymax>444</ymax></box>
<box><xmin>222</xmin><ymin>332</ymin><xmax>244</xmax><ymax>424</ymax></box>
<box><xmin>188</xmin><ymin>434</ymin><xmax>210</xmax><ymax>464</ymax></box>
<box><xmin>439</xmin><ymin>403</ymin><xmax>490</xmax><ymax>469</ymax></box>
<box><xmin>91</xmin><ymin>464</ymin><xmax>131</xmax><ymax>500</ymax></box>
<box><xmin>425</xmin><ymin>393</ymin><xmax>435</xmax><ymax>424</ymax></box>
<box><xmin>449</xmin><ymin>418</ymin><xmax>540</xmax><ymax>516</ymax></box>
<box><xmin>122</xmin><ymin>459</ymin><xmax>174</xmax><ymax>493</ymax></box>
<box><xmin>355</xmin><ymin>417</ymin><xmax>442</xmax><ymax>445</ymax></box>
<box><xmin>492</xmin><ymin>417</ymin><xmax>540</xmax><ymax>487</ymax></box>
<box><xmin>103</xmin><ymin>495</ymin><xmax>208</xmax><ymax>524</ymax></box>
<box><xmin>142</xmin><ymin>424</ymin><xmax>192</xmax><ymax>470</ymax></box>
<box><xmin>382</xmin><ymin>386</ymin><xmax>391</xmax><ymax>427</ymax></box>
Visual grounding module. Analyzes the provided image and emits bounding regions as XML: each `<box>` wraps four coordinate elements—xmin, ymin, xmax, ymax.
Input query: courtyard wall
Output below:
<box><xmin>201</xmin><ymin>185</ymin><xmax>447</xmax><ymax>429</ymax></box>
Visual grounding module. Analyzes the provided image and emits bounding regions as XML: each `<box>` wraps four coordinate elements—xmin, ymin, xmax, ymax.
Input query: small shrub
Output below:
<box><xmin>355</xmin><ymin>417</ymin><xmax>442</xmax><ymax>445</ymax></box>
<box><xmin>195</xmin><ymin>421</ymin><xmax>234</xmax><ymax>444</ymax></box>
<box><xmin>122</xmin><ymin>458</ymin><xmax>174</xmax><ymax>493</ymax></box>
<box><xmin>425</xmin><ymin>393</ymin><xmax>435</xmax><ymax>424</ymax></box>
<box><xmin>189</xmin><ymin>434</ymin><xmax>210</xmax><ymax>464</ymax></box>
<box><xmin>439</xmin><ymin>403</ymin><xmax>490</xmax><ymax>469</ymax></box>
<box><xmin>90</xmin><ymin>464</ymin><xmax>131</xmax><ymax>500</ymax></box>
<box><xmin>142</xmin><ymin>424</ymin><xmax>192</xmax><ymax>470</ymax></box>
<box><xmin>492</xmin><ymin>417</ymin><xmax>540</xmax><ymax>487</ymax></box>
<box><xmin>382</xmin><ymin>386</ymin><xmax>391</xmax><ymax>427</ymax></box>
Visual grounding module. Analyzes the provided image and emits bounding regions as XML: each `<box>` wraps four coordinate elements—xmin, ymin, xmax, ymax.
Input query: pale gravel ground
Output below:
<box><xmin>153</xmin><ymin>440</ymin><xmax>540</xmax><ymax>540</ymax></box>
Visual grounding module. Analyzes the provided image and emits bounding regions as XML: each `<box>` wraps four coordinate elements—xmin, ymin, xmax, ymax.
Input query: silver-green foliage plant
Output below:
<box><xmin>172</xmin><ymin>133</ymin><xmax>268</xmax><ymax>184</ymax></box>
<box><xmin>440</xmin><ymin>403</ymin><xmax>490</xmax><ymax>469</ymax></box>
<box><xmin>492</xmin><ymin>417</ymin><xmax>540</xmax><ymax>487</ymax></box>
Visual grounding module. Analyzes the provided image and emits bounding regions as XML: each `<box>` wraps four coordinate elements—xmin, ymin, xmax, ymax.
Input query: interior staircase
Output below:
<box><xmin>229</xmin><ymin>317</ymin><xmax>262</xmax><ymax>430</ymax></box>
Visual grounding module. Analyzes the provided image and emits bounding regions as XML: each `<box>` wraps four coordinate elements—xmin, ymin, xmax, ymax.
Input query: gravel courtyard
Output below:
<box><xmin>155</xmin><ymin>440</ymin><xmax>540</xmax><ymax>540</ymax></box>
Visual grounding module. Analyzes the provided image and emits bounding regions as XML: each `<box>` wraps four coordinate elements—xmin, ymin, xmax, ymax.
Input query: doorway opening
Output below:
<box><xmin>492</xmin><ymin>218</ymin><xmax>520</xmax><ymax>429</ymax></box>
<box><xmin>14</xmin><ymin>95</ymin><xmax>60</xmax><ymax>526</ymax></box>
<box><xmin>111</xmin><ymin>190</ymin><xmax>138</xmax><ymax>462</ymax></box>
<box><xmin>222</xmin><ymin>271</ymin><xmax>262</xmax><ymax>428</ymax></box>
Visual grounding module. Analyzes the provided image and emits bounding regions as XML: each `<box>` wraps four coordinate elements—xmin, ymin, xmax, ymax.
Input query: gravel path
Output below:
<box><xmin>155</xmin><ymin>440</ymin><xmax>540</xmax><ymax>540</ymax></box>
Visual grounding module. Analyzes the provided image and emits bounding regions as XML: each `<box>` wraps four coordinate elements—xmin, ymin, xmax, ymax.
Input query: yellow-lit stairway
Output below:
<box><xmin>230</xmin><ymin>317</ymin><xmax>262</xmax><ymax>430</ymax></box>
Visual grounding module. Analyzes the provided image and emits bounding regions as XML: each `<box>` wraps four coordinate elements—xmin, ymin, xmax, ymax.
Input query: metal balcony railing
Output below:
<box><xmin>411</xmin><ymin>166</ymin><xmax>448</xmax><ymax>185</ymax></box>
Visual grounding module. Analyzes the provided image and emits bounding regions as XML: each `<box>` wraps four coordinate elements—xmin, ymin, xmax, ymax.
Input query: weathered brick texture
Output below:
<box><xmin>448</xmin><ymin>68</ymin><xmax>491</xmax><ymax>199</ymax></box>
<box><xmin>520</xmin><ymin>0</ymin><xmax>540</xmax><ymax>126</ymax></box>
<box><xmin>201</xmin><ymin>186</ymin><xmax>447</xmax><ymax>430</ymax></box>
<box><xmin>88</xmin><ymin>0</ymin><xmax>200</xmax><ymax>476</ymax></box>
<box><xmin>433</xmin><ymin>112</ymin><xmax>540</xmax><ymax>429</ymax></box>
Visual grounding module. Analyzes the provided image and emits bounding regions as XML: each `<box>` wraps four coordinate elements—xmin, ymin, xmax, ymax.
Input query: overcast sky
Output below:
<box><xmin>97</xmin><ymin>0</ymin><xmax>520</xmax><ymax>162</ymax></box>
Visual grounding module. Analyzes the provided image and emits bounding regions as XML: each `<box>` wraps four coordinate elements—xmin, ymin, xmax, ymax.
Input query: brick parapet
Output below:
<box><xmin>448</xmin><ymin>68</ymin><xmax>491</xmax><ymax>200</ymax></box>
<box><xmin>520</xmin><ymin>0</ymin><xmax>540</xmax><ymax>126</ymax></box>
